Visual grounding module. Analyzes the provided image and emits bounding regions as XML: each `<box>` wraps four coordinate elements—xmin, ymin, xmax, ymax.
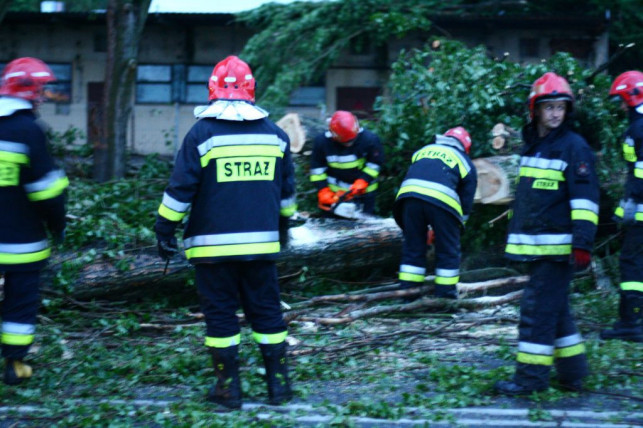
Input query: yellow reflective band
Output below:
<box><xmin>204</xmin><ymin>334</ymin><xmax>241</xmax><ymax>348</ymax></box>
<box><xmin>252</xmin><ymin>330</ymin><xmax>287</xmax><ymax>345</ymax></box>
<box><xmin>435</xmin><ymin>276</ymin><xmax>459</xmax><ymax>285</ymax></box>
<box><xmin>399</xmin><ymin>272</ymin><xmax>425</xmax><ymax>283</ymax></box>
<box><xmin>328</xmin><ymin>159</ymin><xmax>365</xmax><ymax>170</ymax></box>
<box><xmin>27</xmin><ymin>176</ymin><xmax>69</xmax><ymax>201</ymax></box>
<box><xmin>520</xmin><ymin>167</ymin><xmax>564</xmax><ymax>181</ymax></box>
<box><xmin>397</xmin><ymin>185</ymin><xmax>462</xmax><ymax>216</ymax></box>
<box><xmin>532</xmin><ymin>179</ymin><xmax>559</xmax><ymax>190</ymax></box>
<box><xmin>635</xmin><ymin>168</ymin><xmax>643</xmax><ymax>179</ymax></box>
<box><xmin>185</xmin><ymin>242</ymin><xmax>279</xmax><ymax>259</ymax></box>
<box><xmin>158</xmin><ymin>203</ymin><xmax>186</xmax><ymax>222</ymax></box>
<box><xmin>200</xmin><ymin>145</ymin><xmax>284</xmax><ymax>168</ymax></box>
<box><xmin>0</xmin><ymin>248</ymin><xmax>50</xmax><ymax>264</ymax></box>
<box><xmin>1</xmin><ymin>332</ymin><xmax>34</xmax><ymax>346</ymax></box>
<box><xmin>365</xmin><ymin>182</ymin><xmax>378</xmax><ymax>193</ymax></box>
<box><xmin>614</xmin><ymin>207</ymin><xmax>643</xmax><ymax>222</ymax></box>
<box><xmin>571</xmin><ymin>210</ymin><xmax>599</xmax><ymax>224</ymax></box>
<box><xmin>216</xmin><ymin>157</ymin><xmax>275</xmax><ymax>182</ymax></box>
<box><xmin>0</xmin><ymin>161</ymin><xmax>19</xmax><ymax>186</ymax></box>
<box><xmin>554</xmin><ymin>343</ymin><xmax>585</xmax><ymax>359</ymax></box>
<box><xmin>517</xmin><ymin>352</ymin><xmax>554</xmax><ymax>366</ymax></box>
<box><xmin>0</xmin><ymin>151</ymin><xmax>29</xmax><ymax>165</ymax></box>
<box><xmin>280</xmin><ymin>204</ymin><xmax>297</xmax><ymax>217</ymax></box>
<box><xmin>621</xmin><ymin>282</ymin><xmax>643</xmax><ymax>292</ymax></box>
<box><xmin>310</xmin><ymin>173</ymin><xmax>327</xmax><ymax>182</ymax></box>
<box><xmin>329</xmin><ymin>183</ymin><xmax>347</xmax><ymax>192</ymax></box>
<box><xmin>363</xmin><ymin>166</ymin><xmax>379</xmax><ymax>178</ymax></box>
<box><xmin>505</xmin><ymin>243</ymin><xmax>571</xmax><ymax>256</ymax></box>
<box><xmin>623</xmin><ymin>144</ymin><xmax>636</xmax><ymax>162</ymax></box>
<box><xmin>412</xmin><ymin>145</ymin><xmax>468</xmax><ymax>177</ymax></box>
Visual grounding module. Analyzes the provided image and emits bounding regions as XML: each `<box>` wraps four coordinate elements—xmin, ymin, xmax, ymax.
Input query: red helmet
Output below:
<box><xmin>444</xmin><ymin>126</ymin><xmax>472</xmax><ymax>154</ymax></box>
<box><xmin>528</xmin><ymin>72</ymin><xmax>573</xmax><ymax>120</ymax></box>
<box><xmin>208</xmin><ymin>56</ymin><xmax>256</xmax><ymax>102</ymax></box>
<box><xmin>329</xmin><ymin>111</ymin><xmax>360</xmax><ymax>143</ymax></box>
<box><xmin>609</xmin><ymin>70</ymin><xmax>643</xmax><ymax>107</ymax></box>
<box><xmin>0</xmin><ymin>57</ymin><xmax>56</xmax><ymax>101</ymax></box>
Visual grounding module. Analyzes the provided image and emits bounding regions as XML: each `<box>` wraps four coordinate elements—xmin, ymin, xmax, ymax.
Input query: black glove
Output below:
<box><xmin>157</xmin><ymin>236</ymin><xmax>178</xmax><ymax>261</ymax></box>
<box><xmin>279</xmin><ymin>216</ymin><xmax>290</xmax><ymax>247</ymax></box>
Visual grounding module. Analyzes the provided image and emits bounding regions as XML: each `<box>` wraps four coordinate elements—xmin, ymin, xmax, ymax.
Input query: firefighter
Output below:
<box><xmin>0</xmin><ymin>57</ymin><xmax>68</xmax><ymax>385</ymax></box>
<box><xmin>494</xmin><ymin>72</ymin><xmax>600</xmax><ymax>395</ymax></box>
<box><xmin>154</xmin><ymin>56</ymin><xmax>297</xmax><ymax>409</ymax></box>
<box><xmin>393</xmin><ymin>127</ymin><xmax>477</xmax><ymax>299</ymax></box>
<box><xmin>600</xmin><ymin>70</ymin><xmax>643</xmax><ymax>343</ymax></box>
<box><xmin>311</xmin><ymin>111</ymin><xmax>384</xmax><ymax>215</ymax></box>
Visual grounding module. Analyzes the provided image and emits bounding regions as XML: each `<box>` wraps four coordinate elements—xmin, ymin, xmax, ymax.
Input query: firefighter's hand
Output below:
<box><xmin>157</xmin><ymin>236</ymin><xmax>178</xmax><ymax>261</ymax></box>
<box><xmin>622</xmin><ymin>198</ymin><xmax>637</xmax><ymax>225</ymax></box>
<box><xmin>571</xmin><ymin>248</ymin><xmax>591</xmax><ymax>270</ymax></box>
<box><xmin>279</xmin><ymin>216</ymin><xmax>290</xmax><ymax>247</ymax></box>
<box><xmin>349</xmin><ymin>179</ymin><xmax>369</xmax><ymax>197</ymax></box>
<box><xmin>318</xmin><ymin>187</ymin><xmax>338</xmax><ymax>210</ymax></box>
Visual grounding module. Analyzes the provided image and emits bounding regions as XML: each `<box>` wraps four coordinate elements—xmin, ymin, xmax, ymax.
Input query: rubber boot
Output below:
<box><xmin>600</xmin><ymin>294</ymin><xmax>643</xmax><ymax>343</ymax></box>
<box><xmin>3</xmin><ymin>359</ymin><xmax>32</xmax><ymax>385</ymax></box>
<box><xmin>434</xmin><ymin>284</ymin><xmax>458</xmax><ymax>299</ymax></box>
<box><xmin>207</xmin><ymin>346</ymin><xmax>242</xmax><ymax>409</ymax></box>
<box><xmin>259</xmin><ymin>342</ymin><xmax>293</xmax><ymax>405</ymax></box>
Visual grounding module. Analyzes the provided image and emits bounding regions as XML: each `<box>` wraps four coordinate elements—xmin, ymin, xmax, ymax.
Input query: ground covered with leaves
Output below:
<box><xmin>0</xmin><ymin>272</ymin><xmax>640</xmax><ymax>427</ymax></box>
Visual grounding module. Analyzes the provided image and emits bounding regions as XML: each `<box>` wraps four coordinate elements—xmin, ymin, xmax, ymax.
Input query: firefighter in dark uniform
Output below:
<box><xmin>600</xmin><ymin>70</ymin><xmax>643</xmax><ymax>343</ymax></box>
<box><xmin>495</xmin><ymin>72</ymin><xmax>600</xmax><ymax>395</ymax></box>
<box><xmin>393</xmin><ymin>127</ymin><xmax>477</xmax><ymax>299</ymax></box>
<box><xmin>311</xmin><ymin>111</ymin><xmax>384</xmax><ymax>215</ymax></box>
<box><xmin>0</xmin><ymin>58</ymin><xmax>68</xmax><ymax>385</ymax></box>
<box><xmin>154</xmin><ymin>56</ymin><xmax>297</xmax><ymax>409</ymax></box>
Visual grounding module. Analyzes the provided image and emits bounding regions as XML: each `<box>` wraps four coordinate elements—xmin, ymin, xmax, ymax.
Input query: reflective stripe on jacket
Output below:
<box><xmin>505</xmin><ymin>124</ymin><xmax>599</xmax><ymax>261</ymax></box>
<box><xmin>157</xmin><ymin>117</ymin><xmax>297</xmax><ymax>264</ymax></box>
<box><xmin>614</xmin><ymin>109</ymin><xmax>643</xmax><ymax>223</ymax></box>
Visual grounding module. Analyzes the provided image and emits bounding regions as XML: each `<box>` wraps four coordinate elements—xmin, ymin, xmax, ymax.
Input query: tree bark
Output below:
<box><xmin>94</xmin><ymin>0</ymin><xmax>151</xmax><ymax>182</ymax></box>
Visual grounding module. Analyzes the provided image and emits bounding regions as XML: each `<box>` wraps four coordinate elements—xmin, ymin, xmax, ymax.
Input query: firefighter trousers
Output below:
<box><xmin>398</xmin><ymin>198</ymin><xmax>461</xmax><ymax>297</ymax></box>
<box><xmin>514</xmin><ymin>260</ymin><xmax>588</xmax><ymax>389</ymax></box>
<box><xmin>1</xmin><ymin>270</ymin><xmax>40</xmax><ymax>360</ymax></box>
<box><xmin>195</xmin><ymin>261</ymin><xmax>287</xmax><ymax>348</ymax></box>
<box><xmin>618</xmin><ymin>224</ymin><xmax>643</xmax><ymax>324</ymax></box>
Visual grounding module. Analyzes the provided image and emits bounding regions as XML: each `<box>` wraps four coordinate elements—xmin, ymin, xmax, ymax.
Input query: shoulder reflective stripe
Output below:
<box><xmin>554</xmin><ymin>343</ymin><xmax>585</xmax><ymax>359</ymax></box>
<box><xmin>200</xmin><ymin>145</ymin><xmax>284</xmax><ymax>168</ymax></box>
<box><xmin>158</xmin><ymin>204</ymin><xmax>186</xmax><ymax>222</ymax></box>
<box><xmin>0</xmin><ymin>240</ymin><xmax>49</xmax><ymax>253</ymax></box>
<box><xmin>554</xmin><ymin>333</ymin><xmax>583</xmax><ymax>348</ymax></box>
<box><xmin>570</xmin><ymin>199</ymin><xmax>598</xmax><ymax>213</ymax></box>
<box><xmin>252</xmin><ymin>330</ymin><xmax>287</xmax><ymax>345</ymax></box>
<box><xmin>0</xmin><ymin>150</ymin><xmax>29</xmax><ymax>164</ymax></box>
<box><xmin>326</xmin><ymin>154</ymin><xmax>358</xmax><ymax>163</ymax></box>
<box><xmin>0</xmin><ymin>140</ymin><xmax>29</xmax><ymax>154</ymax></box>
<box><xmin>620</xmin><ymin>281</ymin><xmax>643</xmax><ymax>292</ymax></box>
<box><xmin>517</xmin><ymin>352</ymin><xmax>554</xmax><ymax>366</ymax></box>
<box><xmin>161</xmin><ymin>192</ymin><xmax>191</xmax><ymax>213</ymax></box>
<box><xmin>204</xmin><ymin>334</ymin><xmax>241</xmax><ymax>348</ymax></box>
<box><xmin>310</xmin><ymin>167</ymin><xmax>327</xmax><ymax>175</ymax></box>
<box><xmin>25</xmin><ymin>170</ymin><xmax>69</xmax><ymax>201</ymax></box>
<box><xmin>435</xmin><ymin>276</ymin><xmax>459</xmax><ymax>285</ymax></box>
<box><xmin>197</xmin><ymin>134</ymin><xmax>287</xmax><ymax>157</ymax></box>
<box><xmin>521</xmin><ymin>156</ymin><xmax>568</xmax><ymax>171</ymax></box>
<box><xmin>397</xmin><ymin>179</ymin><xmax>462</xmax><ymax>216</ymax></box>
<box><xmin>184</xmin><ymin>231</ymin><xmax>279</xmax><ymax>248</ymax></box>
<box><xmin>518</xmin><ymin>341</ymin><xmax>554</xmax><ymax>356</ymax></box>
<box><xmin>413</xmin><ymin>145</ymin><xmax>470</xmax><ymax>177</ymax></box>
<box><xmin>3</xmin><ymin>322</ymin><xmax>35</xmax><ymax>335</ymax></box>
<box><xmin>185</xmin><ymin>242</ymin><xmax>279</xmax><ymax>259</ymax></box>
<box><xmin>1</xmin><ymin>332</ymin><xmax>34</xmax><ymax>346</ymax></box>
<box><xmin>400</xmin><ymin>264</ymin><xmax>426</xmax><ymax>275</ymax></box>
<box><xmin>399</xmin><ymin>272</ymin><xmax>425</xmax><ymax>283</ymax></box>
<box><xmin>507</xmin><ymin>234</ymin><xmax>572</xmax><ymax>246</ymax></box>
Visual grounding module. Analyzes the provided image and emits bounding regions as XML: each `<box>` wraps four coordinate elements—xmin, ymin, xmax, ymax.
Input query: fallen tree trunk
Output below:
<box><xmin>44</xmin><ymin>217</ymin><xmax>404</xmax><ymax>300</ymax></box>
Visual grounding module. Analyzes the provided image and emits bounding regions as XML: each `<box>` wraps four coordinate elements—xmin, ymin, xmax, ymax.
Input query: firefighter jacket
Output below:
<box><xmin>505</xmin><ymin>123</ymin><xmax>599</xmax><ymax>262</ymax></box>
<box><xmin>613</xmin><ymin>107</ymin><xmax>643</xmax><ymax>223</ymax></box>
<box><xmin>0</xmin><ymin>97</ymin><xmax>68</xmax><ymax>272</ymax></box>
<box><xmin>155</xmin><ymin>116</ymin><xmax>297</xmax><ymax>264</ymax></box>
<box><xmin>393</xmin><ymin>135</ymin><xmax>477</xmax><ymax>228</ymax></box>
<box><xmin>309</xmin><ymin>128</ymin><xmax>384</xmax><ymax>194</ymax></box>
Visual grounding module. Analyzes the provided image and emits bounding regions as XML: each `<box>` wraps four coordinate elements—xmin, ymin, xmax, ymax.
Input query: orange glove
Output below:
<box><xmin>318</xmin><ymin>187</ymin><xmax>338</xmax><ymax>210</ymax></box>
<box><xmin>349</xmin><ymin>179</ymin><xmax>369</xmax><ymax>196</ymax></box>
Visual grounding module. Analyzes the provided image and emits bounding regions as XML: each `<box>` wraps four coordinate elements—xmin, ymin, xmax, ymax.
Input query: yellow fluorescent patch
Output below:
<box><xmin>216</xmin><ymin>157</ymin><xmax>276</xmax><ymax>182</ymax></box>
<box><xmin>532</xmin><ymin>179</ymin><xmax>558</xmax><ymax>190</ymax></box>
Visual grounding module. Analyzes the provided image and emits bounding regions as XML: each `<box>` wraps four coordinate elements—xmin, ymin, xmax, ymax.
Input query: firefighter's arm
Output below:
<box><xmin>566</xmin><ymin>144</ymin><xmax>600</xmax><ymax>252</ymax></box>
<box><xmin>627</xmin><ymin>120</ymin><xmax>643</xmax><ymax>202</ymax></box>
<box><xmin>309</xmin><ymin>136</ymin><xmax>329</xmax><ymax>190</ymax></box>
<box><xmin>280</xmin><ymin>133</ymin><xmax>297</xmax><ymax>219</ymax></box>
<box><xmin>358</xmin><ymin>132</ymin><xmax>384</xmax><ymax>184</ymax></box>
<box><xmin>458</xmin><ymin>162</ymin><xmax>478</xmax><ymax>224</ymax></box>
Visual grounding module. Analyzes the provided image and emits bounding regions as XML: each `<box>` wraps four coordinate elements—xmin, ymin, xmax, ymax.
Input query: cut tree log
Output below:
<box><xmin>44</xmin><ymin>216</ymin><xmax>404</xmax><ymax>300</ymax></box>
<box><xmin>472</xmin><ymin>155</ymin><xmax>520</xmax><ymax>205</ymax></box>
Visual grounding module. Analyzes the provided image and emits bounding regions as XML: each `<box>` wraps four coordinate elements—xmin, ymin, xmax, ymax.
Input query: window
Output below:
<box><xmin>289</xmin><ymin>87</ymin><xmax>325</xmax><ymax>107</ymax></box>
<box><xmin>135</xmin><ymin>64</ymin><xmax>212</xmax><ymax>105</ymax></box>
<box><xmin>519</xmin><ymin>38</ymin><xmax>539</xmax><ymax>59</ymax></box>
<box><xmin>185</xmin><ymin>65</ymin><xmax>211</xmax><ymax>104</ymax></box>
<box><xmin>136</xmin><ymin>65</ymin><xmax>172</xmax><ymax>103</ymax></box>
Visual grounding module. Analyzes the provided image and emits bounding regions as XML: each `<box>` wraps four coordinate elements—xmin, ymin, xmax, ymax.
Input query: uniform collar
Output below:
<box><xmin>194</xmin><ymin>100</ymin><xmax>269</xmax><ymax>121</ymax></box>
<box><xmin>0</xmin><ymin>97</ymin><xmax>33</xmax><ymax>117</ymax></box>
